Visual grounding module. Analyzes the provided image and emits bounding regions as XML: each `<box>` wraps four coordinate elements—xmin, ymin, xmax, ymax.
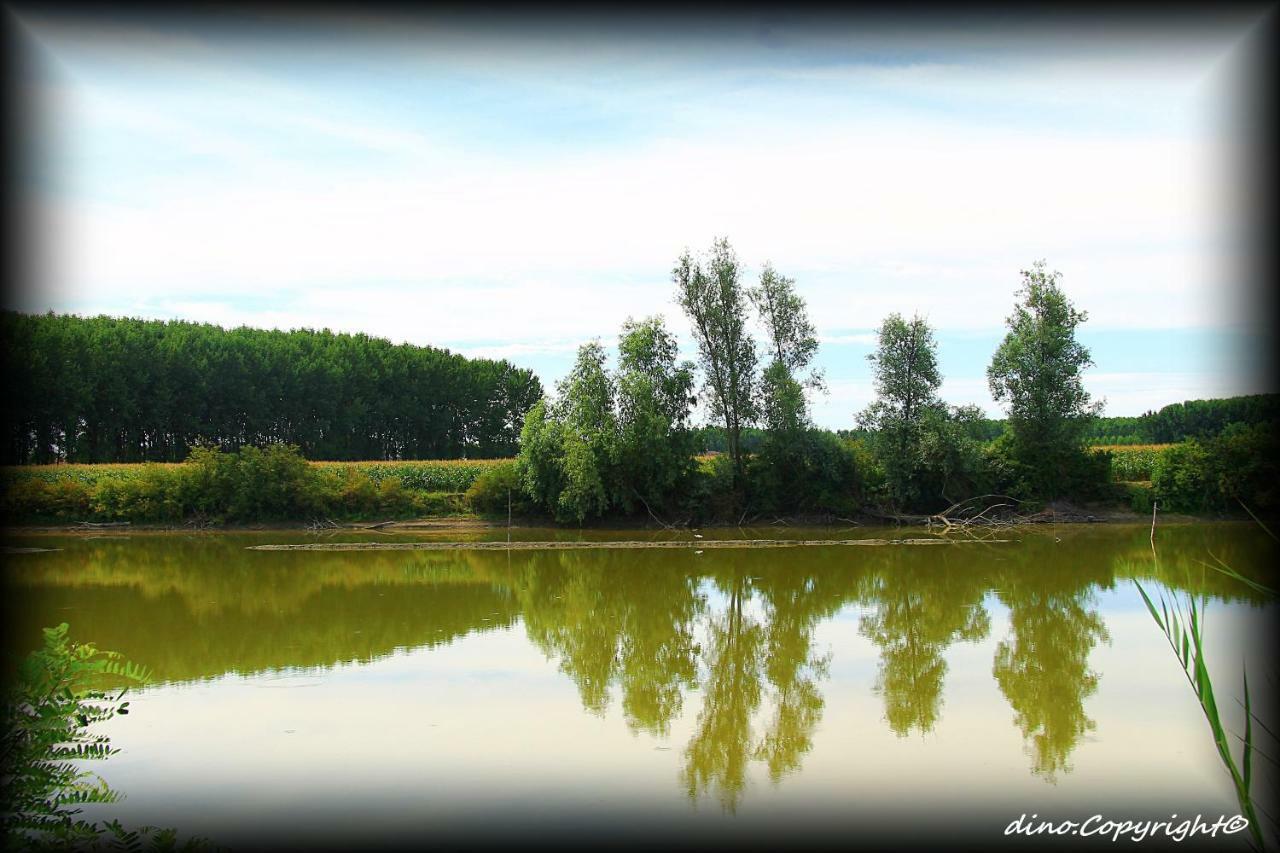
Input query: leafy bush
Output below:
<box><xmin>2</xmin><ymin>624</ymin><xmax>207</xmax><ymax>851</ymax></box>
<box><xmin>1123</xmin><ymin>481</ymin><xmax>1155</xmax><ymax>514</ymax></box>
<box><xmin>691</xmin><ymin>453</ymin><xmax>738</xmax><ymax>522</ymax></box>
<box><xmin>91</xmin><ymin>464</ymin><xmax>186</xmax><ymax>522</ymax></box>
<box><xmin>747</xmin><ymin>431</ymin><xmax>865</xmax><ymax>517</ymax></box>
<box><xmin>2</xmin><ymin>477</ymin><xmax>93</xmax><ymax>522</ymax></box>
<box><xmin>181</xmin><ymin>444</ymin><xmax>324</xmax><ymax>521</ymax></box>
<box><xmin>411</xmin><ymin>491</ymin><xmax>467</xmax><ymax>517</ymax></box>
<box><xmin>465</xmin><ymin>461</ymin><xmax>531</xmax><ymax>516</ymax></box>
<box><xmin>1152</xmin><ymin>423</ymin><xmax>1279</xmax><ymax>513</ymax></box>
<box><xmin>1207</xmin><ymin>422</ymin><xmax>1280</xmax><ymax>513</ymax></box>
<box><xmin>1151</xmin><ymin>441</ymin><xmax>1212</xmax><ymax>512</ymax></box>
<box><xmin>986</xmin><ymin>433</ymin><xmax>1111</xmax><ymax>503</ymax></box>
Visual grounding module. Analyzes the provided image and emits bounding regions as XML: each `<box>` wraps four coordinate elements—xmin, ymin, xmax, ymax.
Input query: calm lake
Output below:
<box><xmin>3</xmin><ymin>523</ymin><xmax>1276</xmax><ymax>850</ymax></box>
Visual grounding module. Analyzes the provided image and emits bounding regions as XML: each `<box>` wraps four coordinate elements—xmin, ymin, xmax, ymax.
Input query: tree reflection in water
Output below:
<box><xmin>6</xmin><ymin>525</ymin><xmax>1273</xmax><ymax>809</ymax></box>
<box><xmin>858</xmin><ymin>549</ymin><xmax>991</xmax><ymax>736</ymax></box>
<box><xmin>992</xmin><ymin>557</ymin><xmax>1112</xmax><ymax>781</ymax></box>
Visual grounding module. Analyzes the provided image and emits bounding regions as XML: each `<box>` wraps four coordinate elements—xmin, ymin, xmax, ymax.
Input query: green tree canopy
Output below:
<box><xmin>987</xmin><ymin>261</ymin><xmax>1102</xmax><ymax>497</ymax></box>
<box><xmin>1</xmin><ymin>311</ymin><xmax>542</xmax><ymax>464</ymax></box>
<box><xmin>857</xmin><ymin>313</ymin><xmax>945</xmax><ymax>507</ymax></box>
<box><xmin>674</xmin><ymin>238</ymin><xmax>758</xmax><ymax>491</ymax></box>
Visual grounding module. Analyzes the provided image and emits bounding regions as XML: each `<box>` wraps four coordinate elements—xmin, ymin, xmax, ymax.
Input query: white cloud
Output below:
<box><xmin>23</xmin><ymin>121</ymin><xmax>1235</xmax><ymax>336</ymax></box>
<box><xmin>11</xmin><ymin>9</ymin><xmax>1271</xmax><ymax>426</ymax></box>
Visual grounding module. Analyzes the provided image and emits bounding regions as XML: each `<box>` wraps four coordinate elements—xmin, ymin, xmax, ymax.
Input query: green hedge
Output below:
<box><xmin>2</xmin><ymin>448</ymin><xmax>497</xmax><ymax>524</ymax></box>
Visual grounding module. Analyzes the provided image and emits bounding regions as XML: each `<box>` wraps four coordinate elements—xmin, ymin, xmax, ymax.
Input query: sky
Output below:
<box><xmin>8</xmin><ymin>8</ymin><xmax>1276</xmax><ymax>428</ymax></box>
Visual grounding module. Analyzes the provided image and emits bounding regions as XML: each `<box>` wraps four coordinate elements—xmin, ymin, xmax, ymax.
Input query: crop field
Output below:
<box><xmin>2</xmin><ymin>458</ymin><xmax>512</xmax><ymax>493</ymax></box>
<box><xmin>1092</xmin><ymin>444</ymin><xmax>1173</xmax><ymax>482</ymax></box>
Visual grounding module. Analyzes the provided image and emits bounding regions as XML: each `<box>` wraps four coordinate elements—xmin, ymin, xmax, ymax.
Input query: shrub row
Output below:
<box><xmin>1</xmin><ymin>447</ymin><xmax>483</xmax><ymax>524</ymax></box>
<box><xmin>6</xmin><ymin>428</ymin><xmax>1275</xmax><ymax>524</ymax></box>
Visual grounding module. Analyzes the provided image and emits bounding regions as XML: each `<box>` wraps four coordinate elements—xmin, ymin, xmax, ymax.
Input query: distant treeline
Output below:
<box><xmin>1</xmin><ymin>311</ymin><xmax>543</xmax><ymax>464</ymax></box>
<box><xmin>826</xmin><ymin>394</ymin><xmax>1280</xmax><ymax>448</ymax></box>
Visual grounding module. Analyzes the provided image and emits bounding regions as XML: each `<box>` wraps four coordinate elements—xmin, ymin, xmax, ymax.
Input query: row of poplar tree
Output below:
<box><xmin>1</xmin><ymin>311</ymin><xmax>543</xmax><ymax>464</ymax></box>
<box><xmin>515</xmin><ymin>238</ymin><xmax>1104</xmax><ymax>521</ymax></box>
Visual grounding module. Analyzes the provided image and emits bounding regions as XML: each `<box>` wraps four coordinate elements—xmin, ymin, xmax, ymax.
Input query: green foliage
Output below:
<box><xmin>516</xmin><ymin>322</ymin><xmax>699</xmax><ymax>524</ymax></box>
<box><xmin>692</xmin><ymin>426</ymin><xmax>766</xmax><ymax>454</ymax></box>
<box><xmin>1123</xmin><ymin>481</ymin><xmax>1155</xmax><ymax>514</ymax></box>
<box><xmin>858</xmin><ymin>314</ymin><xmax>954</xmax><ymax>510</ymax></box>
<box><xmin>1140</xmin><ymin>393</ymin><xmax>1280</xmax><ymax>444</ymax></box>
<box><xmin>913</xmin><ymin>405</ymin><xmax>996</xmax><ymax>507</ymax></box>
<box><xmin>1133</xmin><ymin>582</ymin><xmax>1265</xmax><ymax>850</ymax></box>
<box><xmin>91</xmin><ymin>465</ymin><xmax>187</xmax><ymax>522</ymax></box>
<box><xmin>1152</xmin><ymin>423</ymin><xmax>1280</xmax><ymax>514</ymax></box>
<box><xmin>614</xmin><ymin>318</ymin><xmax>698</xmax><ymax>515</ymax></box>
<box><xmin>515</xmin><ymin>342</ymin><xmax>620</xmax><ymax>525</ymax></box>
<box><xmin>312</xmin><ymin>460</ymin><xmax>501</xmax><ymax>493</ymax></box>
<box><xmin>674</xmin><ymin>238</ymin><xmax>759</xmax><ymax>489</ymax></box>
<box><xmin>757</xmin><ymin>363</ymin><xmax>809</xmax><ymax>461</ymax></box>
<box><xmin>555</xmin><ymin>341</ymin><xmax>619</xmax><ymax>524</ymax></box>
<box><xmin>985</xmin><ymin>432</ymin><xmax>1111</xmax><ymax>504</ymax></box>
<box><xmin>750</xmin><ymin>263</ymin><xmax>828</xmax><ymax>511</ymax></box>
<box><xmin>2</xmin><ymin>447</ymin><xmax>495</xmax><ymax>524</ymax></box>
<box><xmin>987</xmin><ymin>261</ymin><xmax>1103</xmax><ymax>499</ymax></box>
<box><xmin>2</xmin><ymin>624</ymin><xmax>207</xmax><ymax>851</ymax></box>
<box><xmin>515</xmin><ymin>400</ymin><xmax>569</xmax><ymax>519</ymax></box>
<box><xmin>748</xmin><ymin>430</ymin><xmax>865</xmax><ymax>517</ymax></box>
<box><xmin>693</xmin><ymin>454</ymin><xmax>739</xmax><ymax>521</ymax></box>
<box><xmin>464</xmin><ymin>461</ymin><xmax>530</xmax><ymax>516</ymax></box>
<box><xmin>1</xmin><ymin>310</ymin><xmax>542</xmax><ymax>464</ymax></box>
<box><xmin>748</xmin><ymin>263</ymin><xmax>821</xmax><ymax>383</ymax></box>
<box><xmin>187</xmin><ymin>443</ymin><xmax>323</xmax><ymax>521</ymax></box>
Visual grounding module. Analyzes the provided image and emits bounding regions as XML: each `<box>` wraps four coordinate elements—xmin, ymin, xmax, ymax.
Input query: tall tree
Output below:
<box><xmin>615</xmin><ymin>316</ymin><xmax>697</xmax><ymax>515</ymax></box>
<box><xmin>858</xmin><ymin>313</ymin><xmax>944</xmax><ymax>508</ymax></box>
<box><xmin>553</xmin><ymin>340</ymin><xmax>618</xmax><ymax>523</ymax></box>
<box><xmin>673</xmin><ymin>238</ymin><xmax>758</xmax><ymax>491</ymax></box>
<box><xmin>987</xmin><ymin>261</ymin><xmax>1101</xmax><ymax>498</ymax></box>
<box><xmin>748</xmin><ymin>263</ymin><xmax>820</xmax><ymax>382</ymax></box>
<box><xmin>749</xmin><ymin>263</ymin><xmax>822</xmax><ymax>441</ymax></box>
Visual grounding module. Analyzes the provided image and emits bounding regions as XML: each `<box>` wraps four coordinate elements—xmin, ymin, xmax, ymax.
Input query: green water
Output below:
<box><xmin>3</xmin><ymin>524</ymin><xmax>1276</xmax><ymax>848</ymax></box>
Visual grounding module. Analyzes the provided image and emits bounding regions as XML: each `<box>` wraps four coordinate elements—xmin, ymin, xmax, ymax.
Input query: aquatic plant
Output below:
<box><xmin>1135</xmin><ymin>518</ymin><xmax>1274</xmax><ymax>850</ymax></box>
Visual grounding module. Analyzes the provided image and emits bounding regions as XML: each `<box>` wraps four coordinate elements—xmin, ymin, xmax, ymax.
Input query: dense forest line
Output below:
<box><xmin>1</xmin><ymin>311</ymin><xmax>543</xmax><ymax>464</ymax></box>
<box><xmin>696</xmin><ymin>394</ymin><xmax>1280</xmax><ymax>452</ymax></box>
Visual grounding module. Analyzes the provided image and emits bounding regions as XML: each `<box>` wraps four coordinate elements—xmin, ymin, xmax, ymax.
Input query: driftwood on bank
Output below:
<box><xmin>248</xmin><ymin>537</ymin><xmax>1012</xmax><ymax>552</ymax></box>
<box><xmin>862</xmin><ymin>494</ymin><xmax>1098</xmax><ymax>530</ymax></box>
<box><xmin>75</xmin><ymin>521</ymin><xmax>130</xmax><ymax>528</ymax></box>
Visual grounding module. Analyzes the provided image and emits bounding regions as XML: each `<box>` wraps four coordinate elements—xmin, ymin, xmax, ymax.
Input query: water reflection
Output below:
<box><xmin>992</xmin><ymin>558</ymin><xmax>1112</xmax><ymax>780</ymax></box>
<box><xmin>2</xmin><ymin>524</ymin><xmax>1274</xmax><ymax>810</ymax></box>
<box><xmin>499</xmin><ymin>550</ymin><xmax>703</xmax><ymax>735</ymax></box>
<box><xmin>859</xmin><ymin>550</ymin><xmax>991</xmax><ymax>735</ymax></box>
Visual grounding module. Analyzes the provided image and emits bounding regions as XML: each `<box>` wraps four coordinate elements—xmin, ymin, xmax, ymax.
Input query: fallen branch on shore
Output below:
<box><xmin>247</xmin><ymin>537</ymin><xmax>1013</xmax><ymax>552</ymax></box>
